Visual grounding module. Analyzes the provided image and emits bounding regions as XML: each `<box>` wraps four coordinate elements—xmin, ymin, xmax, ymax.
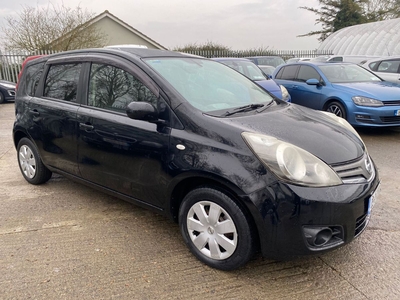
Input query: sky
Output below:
<box><xmin>0</xmin><ymin>0</ymin><xmax>323</xmax><ymax>51</ymax></box>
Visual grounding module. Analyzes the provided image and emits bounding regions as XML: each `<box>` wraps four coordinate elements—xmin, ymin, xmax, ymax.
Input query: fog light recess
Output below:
<box><xmin>302</xmin><ymin>225</ymin><xmax>344</xmax><ymax>250</ymax></box>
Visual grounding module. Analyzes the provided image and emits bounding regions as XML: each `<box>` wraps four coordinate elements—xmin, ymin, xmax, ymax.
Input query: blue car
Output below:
<box><xmin>272</xmin><ymin>62</ymin><xmax>400</xmax><ymax>127</ymax></box>
<box><xmin>212</xmin><ymin>58</ymin><xmax>291</xmax><ymax>102</ymax></box>
<box><xmin>0</xmin><ymin>80</ymin><xmax>16</xmax><ymax>104</ymax></box>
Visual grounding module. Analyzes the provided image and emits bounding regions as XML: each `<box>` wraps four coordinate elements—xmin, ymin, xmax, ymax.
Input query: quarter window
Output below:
<box><xmin>44</xmin><ymin>63</ymin><xmax>81</xmax><ymax>102</ymax></box>
<box><xmin>88</xmin><ymin>63</ymin><xmax>157</xmax><ymax>112</ymax></box>
<box><xmin>24</xmin><ymin>62</ymin><xmax>45</xmax><ymax>96</ymax></box>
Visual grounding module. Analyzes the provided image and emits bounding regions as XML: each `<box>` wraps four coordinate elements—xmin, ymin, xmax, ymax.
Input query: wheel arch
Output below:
<box><xmin>13</xmin><ymin>129</ymin><xmax>29</xmax><ymax>149</ymax></box>
<box><xmin>322</xmin><ymin>98</ymin><xmax>348</xmax><ymax>117</ymax></box>
<box><xmin>167</xmin><ymin>174</ymin><xmax>261</xmax><ymax>248</ymax></box>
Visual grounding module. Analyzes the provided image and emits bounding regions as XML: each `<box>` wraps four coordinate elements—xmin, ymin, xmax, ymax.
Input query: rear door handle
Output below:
<box><xmin>29</xmin><ymin>109</ymin><xmax>40</xmax><ymax>116</ymax></box>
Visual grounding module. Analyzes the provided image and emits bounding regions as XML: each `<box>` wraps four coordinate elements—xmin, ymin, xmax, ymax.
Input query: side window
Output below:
<box><xmin>24</xmin><ymin>62</ymin><xmax>45</xmax><ymax>96</ymax></box>
<box><xmin>330</xmin><ymin>57</ymin><xmax>343</xmax><ymax>62</ymax></box>
<box><xmin>377</xmin><ymin>60</ymin><xmax>400</xmax><ymax>73</ymax></box>
<box><xmin>277</xmin><ymin>65</ymin><xmax>298</xmax><ymax>80</ymax></box>
<box><xmin>44</xmin><ymin>63</ymin><xmax>81</xmax><ymax>102</ymax></box>
<box><xmin>297</xmin><ymin>66</ymin><xmax>321</xmax><ymax>82</ymax></box>
<box><xmin>88</xmin><ymin>63</ymin><xmax>157</xmax><ymax>112</ymax></box>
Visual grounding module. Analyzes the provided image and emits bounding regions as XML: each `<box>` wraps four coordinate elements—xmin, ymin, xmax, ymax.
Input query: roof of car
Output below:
<box><xmin>362</xmin><ymin>55</ymin><xmax>400</xmax><ymax>63</ymax></box>
<box><xmin>211</xmin><ymin>57</ymin><xmax>251</xmax><ymax>62</ymax></box>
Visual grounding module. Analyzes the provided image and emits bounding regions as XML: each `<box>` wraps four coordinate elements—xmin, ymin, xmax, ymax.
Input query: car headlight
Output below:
<box><xmin>352</xmin><ymin>96</ymin><xmax>383</xmax><ymax>107</ymax></box>
<box><xmin>242</xmin><ymin>132</ymin><xmax>342</xmax><ymax>187</ymax></box>
<box><xmin>279</xmin><ymin>85</ymin><xmax>291</xmax><ymax>102</ymax></box>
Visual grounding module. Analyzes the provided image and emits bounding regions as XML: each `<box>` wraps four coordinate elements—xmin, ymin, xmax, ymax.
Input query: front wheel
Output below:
<box><xmin>326</xmin><ymin>101</ymin><xmax>347</xmax><ymax>119</ymax></box>
<box><xmin>0</xmin><ymin>92</ymin><xmax>4</xmax><ymax>104</ymax></box>
<box><xmin>179</xmin><ymin>187</ymin><xmax>256</xmax><ymax>270</ymax></box>
<box><xmin>17</xmin><ymin>137</ymin><xmax>52</xmax><ymax>185</ymax></box>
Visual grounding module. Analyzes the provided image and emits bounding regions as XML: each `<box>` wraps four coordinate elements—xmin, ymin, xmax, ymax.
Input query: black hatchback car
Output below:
<box><xmin>13</xmin><ymin>47</ymin><xmax>380</xmax><ymax>270</ymax></box>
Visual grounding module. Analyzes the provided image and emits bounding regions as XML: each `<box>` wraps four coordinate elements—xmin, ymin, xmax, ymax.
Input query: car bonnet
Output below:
<box><xmin>218</xmin><ymin>103</ymin><xmax>365</xmax><ymax>165</ymax></box>
<box><xmin>331</xmin><ymin>81</ymin><xmax>400</xmax><ymax>100</ymax></box>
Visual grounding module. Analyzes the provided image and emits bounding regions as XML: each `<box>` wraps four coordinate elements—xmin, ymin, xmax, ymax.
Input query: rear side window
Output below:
<box><xmin>275</xmin><ymin>65</ymin><xmax>298</xmax><ymax>80</ymax></box>
<box><xmin>297</xmin><ymin>66</ymin><xmax>321</xmax><ymax>82</ymax></box>
<box><xmin>44</xmin><ymin>63</ymin><xmax>82</xmax><ymax>102</ymax></box>
<box><xmin>88</xmin><ymin>63</ymin><xmax>157</xmax><ymax>112</ymax></box>
<box><xmin>23</xmin><ymin>62</ymin><xmax>45</xmax><ymax>96</ymax></box>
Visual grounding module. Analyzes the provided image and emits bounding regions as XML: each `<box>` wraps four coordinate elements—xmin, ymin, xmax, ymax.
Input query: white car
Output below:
<box><xmin>361</xmin><ymin>56</ymin><xmax>400</xmax><ymax>84</ymax></box>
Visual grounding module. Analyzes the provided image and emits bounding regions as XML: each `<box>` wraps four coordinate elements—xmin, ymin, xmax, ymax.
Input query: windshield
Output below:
<box><xmin>144</xmin><ymin>57</ymin><xmax>274</xmax><ymax>113</ymax></box>
<box><xmin>319</xmin><ymin>64</ymin><xmax>382</xmax><ymax>83</ymax></box>
<box><xmin>253</xmin><ymin>57</ymin><xmax>285</xmax><ymax>67</ymax></box>
<box><xmin>218</xmin><ymin>60</ymin><xmax>266</xmax><ymax>81</ymax></box>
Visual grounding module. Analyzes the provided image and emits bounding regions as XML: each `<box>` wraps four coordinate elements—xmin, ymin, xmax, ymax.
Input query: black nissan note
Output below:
<box><xmin>13</xmin><ymin>47</ymin><xmax>380</xmax><ymax>270</ymax></box>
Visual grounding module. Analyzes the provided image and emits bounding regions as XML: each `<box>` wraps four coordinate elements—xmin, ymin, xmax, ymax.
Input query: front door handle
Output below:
<box><xmin>79</xmin><ymin>123</ymin><xmax>94</xmax><ymax>132</ymax></box>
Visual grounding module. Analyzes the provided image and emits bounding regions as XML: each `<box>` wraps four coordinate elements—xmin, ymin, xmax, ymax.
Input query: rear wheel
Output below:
<box><xmin>17</xmin><ymin>138</ymin><xmax>52</xmax><ymax>185</ymax></box>
<box><xmin>179</xmin><ymin>187</ymin><xmax>255</xmax><ymax>270</ymax></box>
<box><xmin>326</xmin><ymin>101</ymin><xmax>346</xmax><ymax>119</ymax></box>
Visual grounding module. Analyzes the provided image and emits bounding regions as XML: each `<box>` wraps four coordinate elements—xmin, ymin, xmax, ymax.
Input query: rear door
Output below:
<box><xmin>27</xmin><ymin>58</ymin><xmax>83</xmax><ymax>175</ymax></box>
<box><xmin>77</xmin><ymin>55</ymin><xmax>172</xmax><ymax>208</ymax></box>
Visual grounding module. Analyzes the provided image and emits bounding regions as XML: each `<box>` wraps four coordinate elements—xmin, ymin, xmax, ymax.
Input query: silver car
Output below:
<box><xmin>362</xmin><ymin>56</ymin><xmax>400</xmax><ymax>84</ymax></box>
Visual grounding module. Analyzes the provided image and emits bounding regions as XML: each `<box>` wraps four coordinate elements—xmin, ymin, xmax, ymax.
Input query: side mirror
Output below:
<box><xmin>126</xmin><ymin>102</ymin><xmax>158</xmax><ymax>121</ymax></box>
<box><xmin>306</xmin><ymin>78</ymin><xmax>321</xmax><ymax>86</ymax></box>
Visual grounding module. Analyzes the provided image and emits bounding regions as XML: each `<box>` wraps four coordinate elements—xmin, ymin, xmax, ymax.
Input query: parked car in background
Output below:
<box><xmin>286</xmin><ymin>57</ymin><xmax>311</xmax><ymax>63</ymax></box>
<box><xmin>245</xmin><ymin>56</ymin><xmax>285</xmax><ymax>68</ymax></box>
<box><xmin>257</xmin><ymin>65</ymin><xmax>276</xmax><ymax>77</ymax></box>
<box><xmin>0</xmin><ymin>80</ymin><xmax>16</xmax><ymax>104</ymax></box>
<box><xmin>311</xmin><ymin>55</ymin><xmax>378</xmax><ymax>65</ymax></box>
<box><xmin>13</xmin><ymin>47</ymin><xmax>380</xmax><ymax>270</ymax></box>
<box><xmin>272</xmin><ymin>61</ymin><xmax>400</xmax><ymax>127</ymax></box>
<box><xmin>361</xmin><ymin>56</ymin><xmax>400</xmax><ymax>84</ymax></box>
<box><xmin>212</xmin><ymin>57</ymin><xmax>291</xmax><ymax>101</ymax></box>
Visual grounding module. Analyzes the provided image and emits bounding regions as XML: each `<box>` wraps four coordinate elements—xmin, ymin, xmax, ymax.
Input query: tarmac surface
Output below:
<box><xmin>1</xmin><ymin>101</ymin><xmax>400</xmax><ymax>299</ymax></box>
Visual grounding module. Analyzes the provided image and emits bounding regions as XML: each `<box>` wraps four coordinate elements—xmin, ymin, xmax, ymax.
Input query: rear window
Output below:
<box><xmin>44</xmin><ymin>64</ymin><xmax>82</xmax><ymax>102</ymax></box>
<box><xmin>275</xmin><ymin>65</ymin><xmax>298</xmax><ymax>80</ymax></box>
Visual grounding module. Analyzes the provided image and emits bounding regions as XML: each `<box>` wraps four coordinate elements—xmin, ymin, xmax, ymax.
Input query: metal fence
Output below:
<box><xmin>0</xmin><ymin>50</ymin><xmax>59</xmax><ymax>83</ymax></box>
<box><xmin>181</xmin><ymin>49</ymin><xmax>334</xmax><ymax>60</ymax></box>
<box><xmin>0</xmin><ymin>49</ymin><xmax>334</xmax><ymax>83</ymax></box>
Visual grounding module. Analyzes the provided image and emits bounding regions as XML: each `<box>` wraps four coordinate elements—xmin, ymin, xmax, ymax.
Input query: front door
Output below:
<box><xmin>77</xmin><ymin>61</ymin><xmax>171</xmax><ymax>208</ymax></box>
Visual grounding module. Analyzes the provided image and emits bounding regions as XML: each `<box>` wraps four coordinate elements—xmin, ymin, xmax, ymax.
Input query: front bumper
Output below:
<box><xmin>246</xmin><ymin>165</ymin><xmax>380</xmax><ymax>259</ymax></box>
<box><xmin>348</xmin><ymin>105</ymin><xmax>400</xmax><ymax>127</ymax></box>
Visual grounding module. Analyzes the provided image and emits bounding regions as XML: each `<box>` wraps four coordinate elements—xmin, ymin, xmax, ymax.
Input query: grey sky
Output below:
<box><xmin>0</xmin><ymin>0</ymin><xmax>322</xmax><ymax>50</ymax></box>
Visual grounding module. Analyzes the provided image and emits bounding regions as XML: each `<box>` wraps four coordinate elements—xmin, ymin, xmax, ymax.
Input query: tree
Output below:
<box><xmin>299</xmin><ymin>0</ymin><xmax>400</xmax><ymax>42</ymax></box>
<box><xmin>361</xmin><ymin>0</ymin><xmax>400</xmax><ymax>21</ymax></box>
<box><xmin>1</xmin><ymin>3</ymin><xmax>107</xmax><ymax>52</ymax></box>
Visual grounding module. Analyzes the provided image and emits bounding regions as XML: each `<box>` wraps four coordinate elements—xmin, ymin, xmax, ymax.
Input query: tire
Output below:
<box><xmin>179</xmin><ymin>187</ymin><xmax>255</xmax><ymax>271</ymax></box>
<box><xmin>0</xmin><ymin>92</ymin><xmax>4</xmax><ymax>104</ymax></box>
<box><xmin>326</xmin><ymin>101</ymin><xmax>347</xmax><ymax>119</ymax></box>
<box><xmin>17</xmin><ymin>137</ymin><xmax>52</xmax><ymax>185</ymax></box>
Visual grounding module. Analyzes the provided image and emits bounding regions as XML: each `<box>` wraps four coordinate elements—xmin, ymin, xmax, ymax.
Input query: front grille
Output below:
<box><xmin>380</xmin><ymin>116</ymin><xmax>400</xmax><ymax>123</ymax></box>
<box><xmin>383</xmin><ymin>100</ymin><xmax>400</xmax><ymax>106</ymax></box>
<box><xmin>332</xmin><ymin>153</ymin><xmax>374</xmax><ymax>184</ymax></box>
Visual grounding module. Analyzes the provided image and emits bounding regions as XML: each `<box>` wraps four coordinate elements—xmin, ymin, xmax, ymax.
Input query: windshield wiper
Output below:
<box><xmin>221</xmin><ymin>103</ymin><xmax>264</xmax><ymax>117</ymax></box>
